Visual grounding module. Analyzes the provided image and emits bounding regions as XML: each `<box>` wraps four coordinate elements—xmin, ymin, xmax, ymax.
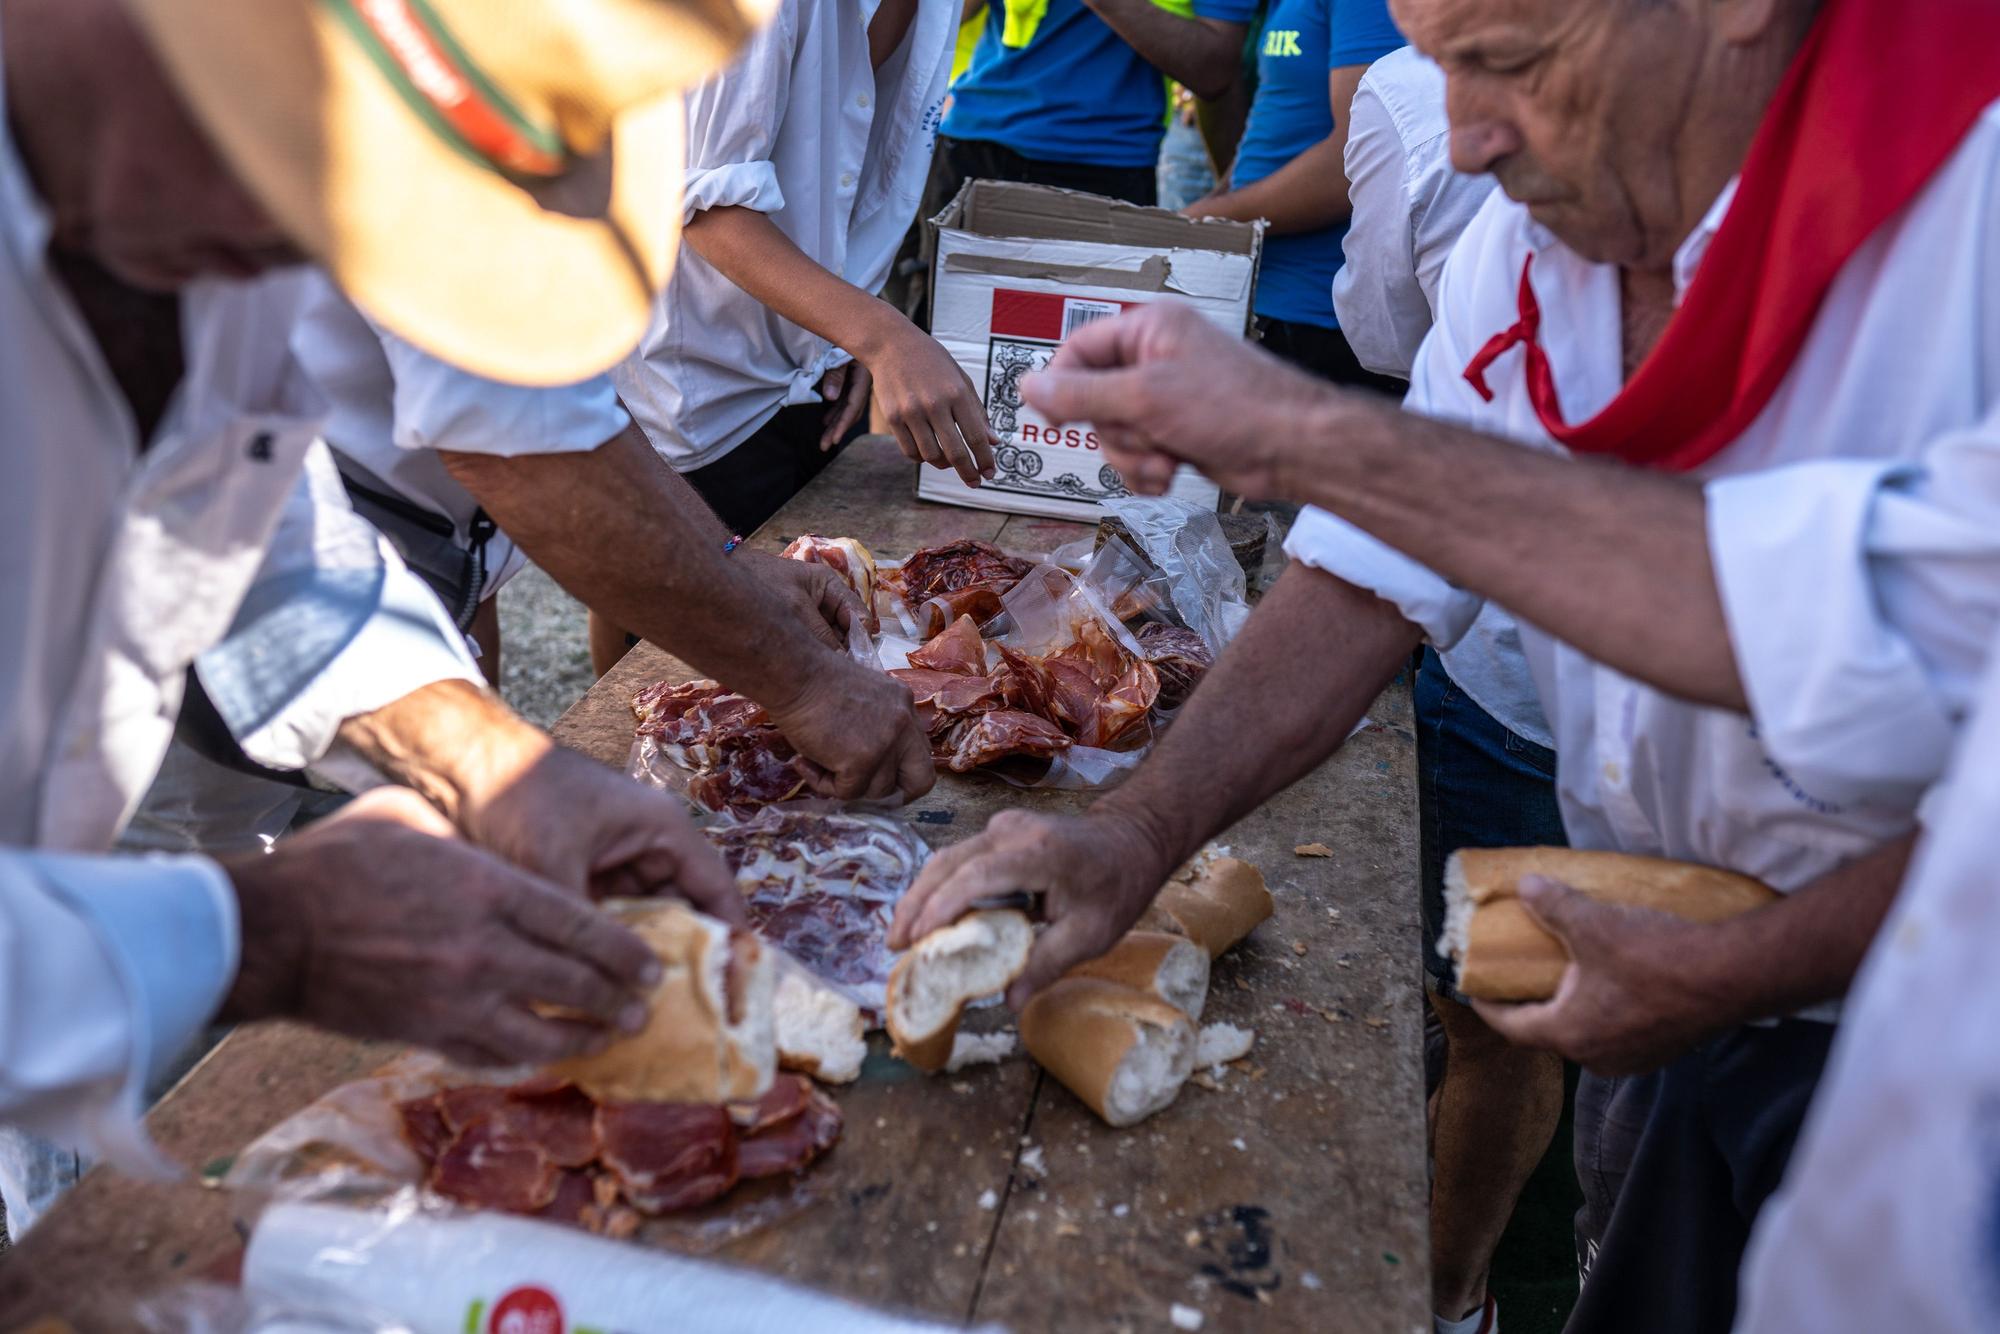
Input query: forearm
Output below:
<box><xmin>1292</xmin><ymin>395</ymin><xmax>1746</xmax><ymax>709</ymax></box>
<box><xmin>683</xmin><ymin>206</ymin><xmax>903</xmax><ymax>361</ymax></box>
<box><xmin>1080</xmin><ymin>0</ymin><xmax>1237</xmax><ymax>99</ymax></box>
<box><xmin>443</xmin><ymin>425</ymin><xmax>831</xmax><ymax>707</ymax></box>
<box><xmin>334</xmin><ymin>679</ymin><xmax>551</xmax><ymax>825</ymax></box>
<box><xmin>1093</xmin><ymin>562</ymin><xmax>1419</xmax><ymax>869</ymax></box>
<box><xmin>1193</xmin><ymin>136</ymin><xmax>1352</xmax><ymax>233</ymax></box>
<box><xmin>1690</xmin><ymin>833</ymin><xmax>1918</xmax><ymax>1021</ymax></box>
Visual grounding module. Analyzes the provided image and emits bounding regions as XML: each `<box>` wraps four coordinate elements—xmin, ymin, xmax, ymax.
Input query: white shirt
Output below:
<box><xmin>613</xmin><ymin>0</ymin><xmax>956</xmax><ymax>469</ymax></box>
<box><xmin>1287</xmin><ymin>100</ymin><xmax>2000</xmax><ymax>903</ymax></box>
<box><xmin>290</xmin><ymin>277</ymin><xmax>634</xmax><ymax>598</ymax></box>
<box><xmin>1330</xmin><ymin>46</ymin><xmax>1545</xmax><ymax>746</ymax></box>
<box><xmin>0</xmin><ymin>36</ymin><xmax>476</xmax><ymax>1173</ymax></box>
<box><xmin>1731</xmin><ymin>620</ymin><xmax>2000</xmax><ymax>1334</ymax></box>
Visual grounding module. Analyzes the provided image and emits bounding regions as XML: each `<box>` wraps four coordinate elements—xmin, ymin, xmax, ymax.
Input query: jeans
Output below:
<box><xmin>1155</xmin><ymin>116</ymin><xmax>1216</xmax><ymax>211</ymax></box>
<box><xmin>1414</xmin><ymin>646</ymin><xmax>1567</xmax><ymax>1004</ymax></box>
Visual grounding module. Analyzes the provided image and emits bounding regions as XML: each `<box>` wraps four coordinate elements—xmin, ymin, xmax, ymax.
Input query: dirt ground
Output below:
<box><xmin>496</xmin><ymin>564</ymin><xmax>597</xmax><ymax>728</ymax></box>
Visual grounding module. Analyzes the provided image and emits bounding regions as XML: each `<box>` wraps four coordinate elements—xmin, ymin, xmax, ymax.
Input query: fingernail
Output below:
<box><xmin>640</xmin><ymin>961</ymin><xmax>663</xmax><ymax>987</ymax></box>
<box><xmin>620</xmin><ymin>1002</ymin><xmax>649</xmax><ymax>1033</ymax></box>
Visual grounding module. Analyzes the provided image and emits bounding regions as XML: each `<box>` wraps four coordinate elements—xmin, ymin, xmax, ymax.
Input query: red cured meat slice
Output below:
<box><xmin>907</xmin><ymin>614</ymin><xmax>988</xmax><ymax>675</ymax></box>
<box><xmin>1136</xmin><ymin>622</ymin><xmax>1213</xmax><ymax>704</ymax></box>
<box><xmin>888</xmin><ymin>668</ymin><xmax>1008</xmax><ymax>719</ymax></box>
<box><xmin>912</xmin><ymin>587</ymin><xmax>1007</xmax><ymax>640</ymax></box>
<box><xmin>595</xmin><ymin>1102</ymin><xmax>740</xmax><ymax>1214</ymax></box>
<box><xmin>946</xmin><ymin>709</ymin><xmax>1071</xmax><ymax>773</ymax></box>
<box><xmin>890</xmin><ymin>540</ymin><xmax>1034</xmax><ymax>600</ymax></box>
<box><xmin>429</xmin><ymin>1119</ymin><xmax>562</xmax><ymax>1214</ymax></box>
<box><xmin>730</xmin><ymin>1073</ymin><xmax>813</xmax><ymax>1135</ymax></box>
<box><xmin>437</xmin><ymin>1085</ymin><xmax>508</xmax><ymax>1133</ymax></box>
<box><xmin>1080</xmin><ymin>659</ymin><xmax>1160</xmax><ymax>749</ymax></box>
<box><xmin>738</xmin><ymin>1086</ymin><xmax>843</xmax><ymax>1180</ymax></box>
<box><xmin>536</xmin><ymin>1168</ymin><xmax>599</xmax><ymax>1226</ymax></box>
<box><xmin>397</xmin><ymin>1094</ymin><xmax>453</xmax><ymax>1166</ymax></box>
<box><xmin>485</xmin><ymin>1083</ymin><xmax>598</xmax><ymax>1169</ymax></box>
<box><xmin>688</xmin><ymin>741</ymin><xmax>815</xmax><ymax>814</ymax></box>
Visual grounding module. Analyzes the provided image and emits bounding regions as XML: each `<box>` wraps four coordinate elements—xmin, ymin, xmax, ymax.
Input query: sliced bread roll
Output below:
<box><xmin>774</xmin><ymin>968</ymin><xmax>867</xmax><ymax>1085</ymax></box>
<box><xmin>1021</xmin><ymin>978</ymin><xmax>1197</xmax><ymax>1128</ymax></box>
<box><xmin>544</xmin><ymin>900</ymin><xmax>776</xmax><ymax>1103</ymax></box>
<box><xmin>1137</xmin><ymin>855</ymin><xmax>1273</xmax><ymax>958</ymax></box>
<box><xmin>1067</xmin><ymin>930</ymin><xmax>1210</xmax><ymax>1021</ymax></box>
<box><xmin>1444</xmin><ymin>847</ymin><xmax>1779</xmax><ymax>1001</ymax></box>
<box><xmin>886</xmin><ymin>909</ymin><xmax>1034</xmax><ymax>1073</ymax></box>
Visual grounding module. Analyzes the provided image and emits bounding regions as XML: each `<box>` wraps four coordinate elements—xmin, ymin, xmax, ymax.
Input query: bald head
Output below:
<box><xmin>1392</xmin><ymin>0</ymin><xmax>1819</xmax><ymax>269</ymax></box>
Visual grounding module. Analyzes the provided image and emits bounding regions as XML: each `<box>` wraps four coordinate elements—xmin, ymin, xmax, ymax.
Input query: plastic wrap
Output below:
<box><xmin>703</xmin><ymin>805</ymin><xmax>929</xmax><ymax>1016</ymax></box>
<box><xmin>142</xmin><ymin>1199</ymin><xmax>992</xmax><ymax>1333</ymax></box>
<box><xmin>1100</xmin><ymin>495</ymin><xmax>1253</xmax><ymax>655</ymax></box>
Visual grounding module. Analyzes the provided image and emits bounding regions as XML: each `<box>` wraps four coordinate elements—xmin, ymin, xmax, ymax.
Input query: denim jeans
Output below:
<box><xmin>1414</xmin><ymin>645</ymin><xmax>1567</xmax><ymax>1003</ymax></box>
<box><xmin>1155</xmin><ymin>115</ymin><xmax>1215</xmax><ymax>211</ymax></box>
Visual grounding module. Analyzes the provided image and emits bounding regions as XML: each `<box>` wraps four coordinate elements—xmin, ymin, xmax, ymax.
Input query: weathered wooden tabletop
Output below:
<box><xmin>0</xmin><ymin>439</ymin><xmax>1428</xmax><ymax>1334</ymax></box>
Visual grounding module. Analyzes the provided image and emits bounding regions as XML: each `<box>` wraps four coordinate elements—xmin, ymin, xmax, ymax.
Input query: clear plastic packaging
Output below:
<box><xmin>1099</xmin><ymin>495</ymin><xmax>1253</xmax><ymax>655</ymax></box>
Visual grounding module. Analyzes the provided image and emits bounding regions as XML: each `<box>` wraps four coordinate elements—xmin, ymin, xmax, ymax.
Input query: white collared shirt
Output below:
<box><xmin>0</xmin><ymin>25</ymin><xmax>476</xmax><ymax>1172</ymax></box>
<box><xmin>613</xmin><ymin>0</ymin><xmax>957</xmax><ymax>469</ymax></box>
<box><xmin>1732</xmin><ymin>619</ymin><xmax>2000</xmax><ymax>1334</ymax></box>
<box><xmin>1288</xmin><ymin>100</ymin><xmax>2000</xmax><ymax>902</ymax></box>
<box><xmin>1330</xmin><ymin>46</ymin><xmax>1544</xmax><ymax>745</ymax></box>
<box><xmin>290</xmin><ymin>276</ymin><xmax>634</xmax><ymax>597</ymax></box>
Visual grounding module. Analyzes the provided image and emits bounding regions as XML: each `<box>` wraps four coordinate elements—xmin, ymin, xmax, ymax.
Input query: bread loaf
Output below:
<box><xmin>1020</xmin><ymin>978</ymin><xmax>1197</xmax><ymax>1127</ymax></box>
<box><xmin>886</xmin><ymin>909</ymin><xmax>1034</xmax><ymax>1073</ymax></box>
<box><xmin>1066</xmin><ymin>930</ymin><xmax>1210</xmax><ymax>1020</ymax></box>
<box><xmin>1136</xmin><ymin>854</ymin><xmax>1273</xmax><ymax>958</ymax></box>
<box><xmin>1443</xmin><ymin>847</ymin><xmax>1778</xmax><ymax>1001</ymax></box>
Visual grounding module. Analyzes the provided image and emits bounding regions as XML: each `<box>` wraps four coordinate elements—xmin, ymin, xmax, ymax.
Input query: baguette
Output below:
<box><xmin>1137</xmin><ymin>855</ymin><xmax>1273</xmax><ymax>958</ymax></box>
<box><xmin>1443</xmin><ymin>847</ymin><xmax>1779</xmax><ymax>1001</ymax></box>
<box><xmin>1020</xmin><ymin>978</ymin><xmax>1197</xmax><ymax>1127</ymax></box>
<box><xmin>886</xmin><ymin>909</ymin><xmax>1034</xmax><ymax>1073</ymax></box>
<box><xmin>774</xmin><ymin>968</ymin><xmax>867</xmax><ymax>1085</ymax></box>
<box><xmin>1067</xmin><ymin>930</ymin><xmax>1210</xmax><ymax>1021</ymax></box>
<box><xmin>544</xmin><ymin>901</ymin><xmax>776</xmax><ymax>1103</ymax></box>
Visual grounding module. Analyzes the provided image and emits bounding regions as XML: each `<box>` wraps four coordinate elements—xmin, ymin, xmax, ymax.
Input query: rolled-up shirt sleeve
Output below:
<box><xmin>681</xmin><ymin>4</ymin><xmax>797</xmax><ymax>220</ymax></box>
<box><xmin>378</xmin><ymin>327</ymin><xmax>629</xmax><ymax>459</ymax></box>
<box><xmin>0</xmin><ymin>850</ymin><xmax>236</xmax><ymax>1175</ymax></box>
<box><xmin>194</xmin><ymin>442</ymin><xmax>479</xmax><ymax>778</ymax></box>
<box><xmin>1709</xmin><ymin>418</ymin><xmax>2000</xmax><ymax>806</ymax></box>
<box><xmin>1334</xmin><ymin>68</ymin><xmax>1428</xmax><ymax>379</ymax></box>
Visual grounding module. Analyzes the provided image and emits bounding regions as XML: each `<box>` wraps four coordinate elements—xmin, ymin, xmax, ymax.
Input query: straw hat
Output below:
<box><xmin>122</xmin><ymin>0</ymin><xmax>773</xmax><ymax>385</ymax></box>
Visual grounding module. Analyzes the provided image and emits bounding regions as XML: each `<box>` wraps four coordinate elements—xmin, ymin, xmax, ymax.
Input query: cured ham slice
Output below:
<box><xmin>946</xmin><ymin>710</ymin><xmax>1071</xmax><ymax>773</ymax></box>
<box><xmin>595</xmin><ymin>1102</ymin><xmax>740</xmax><ymax>1213</ymax></box>
<box><xmin>907</xmin><ymin>615</ymin><xmax>989</xmax><ymax>675</ymax></box>
<box><xmin>889</xmin><ymin>667</ymin><xmax>1010</xmax><ymax>720</ymax></box>
<box><xmin>780</xmin><ymin>535</ymin><xmax>881</xmax><ymax>635</ymax></box>
<box><xmin>911</xmin><ymin>586</ymin><xmax>1007</xmax><ymax>639</ymax></box>
<box><xmin>482</xmin><ymin>1082</ymin><xmax>599</xmax><ymax>1169</ymax></box>
<box><xmin>729</xmin><ymin>1072</ymin><xmax>814</xmax><ymax>1134</ymax></box>
<box><xmin>631</xmin><ymin>679</ymin><xmax>816</xmax><ymax>814</ymax></box>
<box><xmin>737</xmin><ymin>1084</ymin><xmax>843</xmax><ymax>1180</ymax></box>
<box><xmin>397</xmin><ymin>1094</ymin><xmax>453</xmax><ymax>1165</ymax></box>
<box><xmin>687</xmin><ymin>741</ymin><xmax>815</xmax><ymax>815</ymax></box>
<box><xmin>885</xmin><ymin>540</ymin><xmax>1035</xmax><ymax>636</ymax></box>
<box><xmin>1080</xmin><ymin>658</ymin><xmax>1160</xmax><ymax>749</ymax></box>
<box><xmin>429</xmin><ymin>1118</ymin><xmax>563</xmax><ymax>1214</ymax></box>
<box><xmin>1136</xmin><ymin>622</ymin><xmax>1213</xmax><ymax>705</ymax></box>
<box><xmin>436</xmin><ymin>1084</ymin><xmax>508</xmax><ymax>1133</ymax></box>
<box><xmin>536</xmin><ymin>1168</ymin><xmax>600</xmax><ymax>1225</ymax></box>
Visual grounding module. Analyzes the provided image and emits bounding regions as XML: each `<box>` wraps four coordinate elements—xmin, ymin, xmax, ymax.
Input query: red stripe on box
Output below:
<box><xmin>990</xmin><ymin>290</ymin><xmax>1068</xmax><ymax>341</ymax></box>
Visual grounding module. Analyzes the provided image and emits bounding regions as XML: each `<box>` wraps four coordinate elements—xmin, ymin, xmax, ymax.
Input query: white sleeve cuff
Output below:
<box><xmin>221</xmin><ymin>543</ymin><xmax>480</xmax><ymax>777</ymax></box>
<box><xmin>1708</xmin><ymin>461</ymin><xmax>1959</xmax><ymax>808</ymax></box>
<box><xmin>1282</xmin><ymin>505</ymin><xmax>1484</xmax><ymax>648</ymax></box>
<box><xmin>5</xmin><ymin>852</ymin><xmax>237</xmax><ymax>1178</ymax></box>
<box><xmin>684</xmin><ymin>161</ymin><xmax>785</xmax><ymax>222</ymax></box>
<box><xmin>377</xmin><ymin>328</ymin><xmax>631</xmax><ymax>458</ymax></box>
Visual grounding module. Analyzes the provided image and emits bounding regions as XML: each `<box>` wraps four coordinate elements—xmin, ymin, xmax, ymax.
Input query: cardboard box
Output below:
<box><xmin>922</xmin><ymin>181</ymin><xmax>1264</xmax><ymax>522</ymax></box>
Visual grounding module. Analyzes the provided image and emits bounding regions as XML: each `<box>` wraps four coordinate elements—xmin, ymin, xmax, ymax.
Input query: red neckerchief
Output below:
<box><xmin>1461</xmin><ymin>0</ymin><xmax>2000</xmax><ymax>471</ymax></box>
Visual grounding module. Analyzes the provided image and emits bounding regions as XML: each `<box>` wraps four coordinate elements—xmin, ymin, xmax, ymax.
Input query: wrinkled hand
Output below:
<box><xmin>221</xmin><ymin>788</ymin><xmax>661</xmax><ymax>1067</ymax></box>
<box><xmin>888</xmin><ymin>809</ymin><xmax>1170</xmax><ymax>1009</ymax></box>
<box><xmin>739</xmin><ymin>548</ymin><xmax>863</xmax><ymax>653</ymax></box>
<box><xmin>1470</xmin><ymin>876</ymin><xmax>1731</xmax><ymax>1076</ymax></box>
<box><xmin>766</xmin><ymin>656</ymin><xmax>936</xmax><ymax>804</ymax></box>
<box><xmin>1021</xmin><ymin>301</ymin><xmax>1341</xmax><ymax>500</ymax></box>
<box><xmin>456</xmin><ymin>745</ymin><xmax>747</xmax><ymax>925</ymax></box>
<box><xmin>864</xmin><ymin>318</ymin><xmax>996</xmax><ymax>487</ymax></box>
<box><xmin>818</xmin><ymin>362</ymin><xmax>873</xmax><ymax>451</ymax></box>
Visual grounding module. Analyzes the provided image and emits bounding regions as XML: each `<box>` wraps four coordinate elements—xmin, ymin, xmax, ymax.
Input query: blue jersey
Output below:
<box><xmin>1233</xmin><ymin>0</ymin><xmax>1401</xmax><ymax>326</ymax></box>
<box><xmin>945</xmin><ymin>0</ymin><xmax>1260</xmax><ymax>170</ymax></box>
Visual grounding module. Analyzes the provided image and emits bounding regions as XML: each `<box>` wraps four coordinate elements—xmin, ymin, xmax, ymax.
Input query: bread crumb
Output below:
<box><xmin>1294</xmin><ymin>843</ymin><xmax>1333</xmax><ymax>858</ymax></box>
<box><xmin>947</xmin><ymin>1029</ymin><xmax>1017</xmax><ymax>1071</ymax></box>
<box><xmin>1301</xmin><ymin>1271</ymin><xmax>1324</xmax><ymax>1291</ymax></box>
<box><xmin>1170</xmin><ymin>1303</ymin><xmax>1205</xmax><ymax>1330</ymax></box>
<box><xmin>1056</xmin><ymin>1221</ymin><xmax>1082</xmax><ymax>1238</ymax></box>
<box><xmin>1184</xmin><ymin>1228</ymin><xmax>1202</xmax><ymax>1247</ymax></box>
<box><xmin>1195</xmin><ymin>1022</ymin><xmax>1256</xmax><ymax>1067</ymax></box>
<box><xmin>978</xmin><ymin>1189</ymin><xmax>999</xmax><ymax>1210</ymax></box>
<box><xmin>1020</xmin><ymin>1145</ymin><xmax>1047</xmax><ymax>1178</ymax></box>
<box><xmin>1230</xmin><ymin>1137</ymin><xmax>1247</xmax><ymax>1152</ymax></box>
<box><xmin>1112</xmin><ymin>1203</ymin><xmax>1130</xmax><ymax>1218</ymax></box>
<box><xmin>1291</xmin><ymin>940</ymin><xmax>1309</xmax><ymax>956</ymax></box>
<box><xmin>1189</xmin><ymin>1071</ymin><xmax>1222</xmax><ymax>1092</ymax></box>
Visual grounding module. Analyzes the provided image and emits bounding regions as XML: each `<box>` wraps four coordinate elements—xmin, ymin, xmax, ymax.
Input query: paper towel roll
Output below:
<box><xmin>244</xmin><ymin>1201</ymin><xmax>988</xmax><ymax>1333</ymax></box>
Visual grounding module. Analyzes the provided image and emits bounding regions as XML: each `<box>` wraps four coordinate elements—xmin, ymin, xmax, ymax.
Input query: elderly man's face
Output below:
<box><xmin>3</xmin><ymin>0</ymin><xmax>300</xmax><ymax>290</ymax></box>
<box><xmin>1393</xmin><ymin>0</ymin><xmax>1709</xmax><ymax>266</ymax></box>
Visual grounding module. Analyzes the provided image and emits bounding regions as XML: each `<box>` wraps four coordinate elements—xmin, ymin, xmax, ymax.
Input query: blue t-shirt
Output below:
<box><xmin>945</xmin><ymin>0</ymin><xmax>1260</xmax><ymax>170</ymax></box>
<box><xmin>1234</xmin><ymin>0</ymin><xmax>1401</xmax><ymax>327</ymax></box>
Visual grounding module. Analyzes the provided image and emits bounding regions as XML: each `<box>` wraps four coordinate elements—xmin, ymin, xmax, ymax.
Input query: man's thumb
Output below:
<box><xmin>1515</xmin><ymin>874</ymin><xmax>1591</xmax><ymax>944</ymax></box>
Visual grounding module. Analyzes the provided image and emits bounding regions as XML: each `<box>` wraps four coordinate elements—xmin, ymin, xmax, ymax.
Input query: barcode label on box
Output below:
<box><xmin>1061</xmin><ymin>299</ymin><xmax>1122</xmax><ymax>339</ymax></box>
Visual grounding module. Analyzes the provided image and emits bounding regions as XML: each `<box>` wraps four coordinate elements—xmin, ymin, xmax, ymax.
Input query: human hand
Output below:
<box><xmin>738</xmin><ymin>548</ymin><xmax>863</xmax><ymax>653</ymax></box>
<box><xmin>859</xmin><ymin>316</ymin><xmax>995</xmax><ymax>486</ymax></box>
<box><xmin>765</xmin><ymin>656</ymin><xmax>936</xmax><ymax>803</ymax></box>
<box><xmin>818</xmin><ymin>362</ymin><xmax>873</xmax><ymax>451</ymax></box>
<box><xmin>1470</xmin><ymin>876</ymin><xmax>1734</xmax><ymax>1075</ymax></box>
<box><xmin>1020</xmin><ymin>301</ymin><xmax>1343</xmax><ymax>500</ymax></box>
<box><xmin>887</xmin><ymin>809</ymin><xmax>1171</xmax><ymax>1009</ymax></box>
<box><xmin>221</xmin><ymin>788</ymin><xmax>661</xmax><ymax>1066</ymax></box>
<box><xmin>1179</xmin><ymin>194</ymin><xmax>1228</xmax><ymax>219</ymax></box>
<box><xmin>456</xmin><ymin>744</ymin><xmax>747</xmax><ymax>926</ymax></box>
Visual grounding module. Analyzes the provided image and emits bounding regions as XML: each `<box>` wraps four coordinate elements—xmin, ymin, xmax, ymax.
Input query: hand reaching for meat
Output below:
<box><xmin>766</xmin><ymin>655</ymin><xmax>937</xmax><ymax>804</ymax></box>
<box><xmin>739</xmin><ymin>548</ymin><xmax>864</xmax><ymax>653</ymax></box>
<box><xmin>219</xmin><ymin>788</ymin><xmax>661</xmax><ymax>1067</ymax></box>
<box><xmin>887</xmin><ymin>808</ymin><xmax>1170</xmax><ymax>1008</ymax></box>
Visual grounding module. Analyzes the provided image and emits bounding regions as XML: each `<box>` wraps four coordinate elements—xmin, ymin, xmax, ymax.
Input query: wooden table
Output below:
<box><xmin>0</xmin><ymin>439</ymin><xmax>1429</xmax><ymax>1333</ymax></box>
